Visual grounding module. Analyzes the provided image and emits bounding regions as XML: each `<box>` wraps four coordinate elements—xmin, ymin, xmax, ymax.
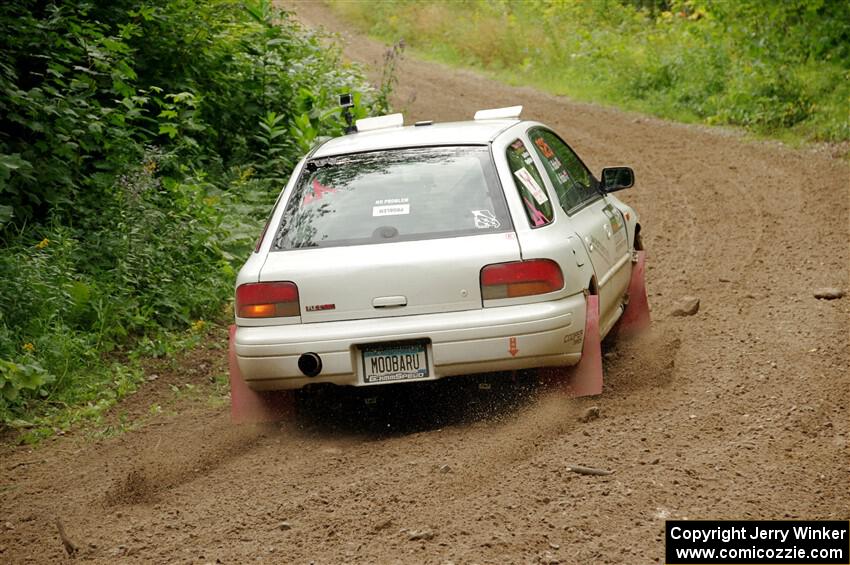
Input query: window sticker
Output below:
<box><xmin>506</xmin><ymin>138</ymin><xmax>554</xmax><ymax>228</ymax></box>
<box><xmin>372</xmin><ymin>197</ymin><xmax>410</xmax><ymax>217</ymax></box>
<box><xmin>303</xmin><ymin>178</ymin><xmax>337</xmax><ymax>205</ymax></box>
<box><xmin>472</xmin><ymin>209</ymin><xmax>501</xmax><ymax>229</ymax></box>
<box><xmin>514</xmin><ymin>168</ymin><xmax>549</xmax><ymax>205</ymax></box>
<box><xmin>534</xmin><ymin>137</ymin><xmax>555</xmax><ymax>158</ymax></box>
<box><xmin>522</xmin><ymin>197</ymin><xmax>550</xmax><ymax>227</ymax></box>
<box><xmin>557</xmin><ymin>170</ymin><xmax>571</xmax><ymax>184</ymax></box>
<box><xmin>372</xmin><ymin>204</ymin><xmax>410</xmax><ymax>217</ymax></box>
<box><xmin>548</xmin><ymin>157</ymin><xmax>562</xmax><ymax>170</ymax></box>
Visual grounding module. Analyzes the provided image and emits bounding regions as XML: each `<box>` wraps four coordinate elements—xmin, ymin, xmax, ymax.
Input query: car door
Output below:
<box><xmin>526</xmin><ymin>127</ymin><xmax>631</xmax><ymax>334</ymax></box>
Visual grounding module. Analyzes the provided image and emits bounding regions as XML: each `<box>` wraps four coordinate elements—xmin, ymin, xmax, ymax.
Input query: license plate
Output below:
<box><xmin>360</xmin><ymin>342</ymin><xmax>429</xmax><ymax>384</ymax></box>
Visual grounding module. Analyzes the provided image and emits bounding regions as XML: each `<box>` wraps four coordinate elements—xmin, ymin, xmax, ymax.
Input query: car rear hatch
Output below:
<box><xmin>260</xmin><ymin>234</ymin><xmax>521</xmax><ymax>323</ymax></box>
<box><xmin>260</xmin><ymin>145</ymin><xmax>520</xmax><ymax>323</ymax></box>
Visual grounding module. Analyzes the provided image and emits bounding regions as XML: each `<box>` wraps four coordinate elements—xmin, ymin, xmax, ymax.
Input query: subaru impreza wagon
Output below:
<box><xmin>233</xmin><ymin>106</ymin><xmax>644</xmax><ymax>392</ymax></box>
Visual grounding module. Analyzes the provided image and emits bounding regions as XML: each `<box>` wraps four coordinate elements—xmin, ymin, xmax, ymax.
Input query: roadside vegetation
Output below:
<box><xmin>0</xmin><ymin>0</ymin><xmax>389</xmax><ymax>439</ymax></box>
<box><xmin>330</xmin><ymin>0</ymin><xmax>850</xmax><ymax>144</ymax></box>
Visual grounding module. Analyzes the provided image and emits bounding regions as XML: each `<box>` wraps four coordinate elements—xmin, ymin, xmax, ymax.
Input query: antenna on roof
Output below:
<box><xmin>473</xmin><ymin>105</ymin><xmax>523</xmax><ymax>120</ymax></box>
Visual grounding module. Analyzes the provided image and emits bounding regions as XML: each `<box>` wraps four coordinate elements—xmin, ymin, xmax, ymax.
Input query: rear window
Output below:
<box><xmin>273</xmin><ymin>146</ymin><xmax>511</xmax><ymax>250</ymax></box>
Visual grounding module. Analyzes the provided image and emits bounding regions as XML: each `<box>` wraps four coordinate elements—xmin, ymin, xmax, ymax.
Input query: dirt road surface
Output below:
<box><xmin>2</xmin><ymin>3</ymin><xmax>848</xmax><ymax>563</ymax></box>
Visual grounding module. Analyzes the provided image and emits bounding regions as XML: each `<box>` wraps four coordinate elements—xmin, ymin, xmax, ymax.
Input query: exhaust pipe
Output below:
<box><xmin>297</xmin><ymin>352</ymin><xmax>322</xmax><ymax>377</ymax></box>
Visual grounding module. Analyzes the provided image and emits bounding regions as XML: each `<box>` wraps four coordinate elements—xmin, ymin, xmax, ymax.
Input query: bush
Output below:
<box><xmin>0</xmin><ymin>0</ymin><xmax>389</xmax><ymax>427</ymax></box>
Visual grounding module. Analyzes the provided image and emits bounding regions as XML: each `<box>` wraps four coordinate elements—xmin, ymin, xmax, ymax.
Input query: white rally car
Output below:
<box><xmin>231</xmin><ymin>106</ymin><xmax>647</xmax><ymax>412</ymax></box>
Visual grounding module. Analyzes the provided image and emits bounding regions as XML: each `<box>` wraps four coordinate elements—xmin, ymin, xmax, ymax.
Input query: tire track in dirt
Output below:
<box><xmin>103</xmin><ymin>416</ymin><xmax>267</xmax><ymax>506</ymax></box>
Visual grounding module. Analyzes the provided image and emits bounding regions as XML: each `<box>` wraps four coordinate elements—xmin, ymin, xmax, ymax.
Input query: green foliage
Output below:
<box><xmin>0</xmin><ymin>359</ymin><xmax>52</xmax><ymax>404</ymax></box>
<box><xmin>331</xmin><ymin>0</ymin><xmax>850</xmax><ymax>142</ymax></box>
<box><xmin>0</xmin><ymin>1</ymin><xmax>142</xmax><ymax>224</ymax></box>
<box><xmin>253</xmin><ymin>112</ymin><xmax>292</xmax><ymax>179</ymax></box>
<box><xmin>0</xmin><ymin>0</ymin><xmax>390</xmax><ymax>428</ymax></box>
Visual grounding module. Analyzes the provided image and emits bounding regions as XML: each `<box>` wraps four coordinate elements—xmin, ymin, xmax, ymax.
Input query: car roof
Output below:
<box><xmin>311</xmin><ymin>119</ymin><xmax>521</xmax><ymax>158</ymax></box>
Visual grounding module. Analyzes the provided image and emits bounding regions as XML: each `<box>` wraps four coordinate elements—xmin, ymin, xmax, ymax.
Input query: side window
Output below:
<box><xmin>505</xmin><ymin>139</ymin><xmax>554</xmax><ymax>227</ymax></box>
<box><xmin>528</xmin><ymin>129</ymin><xmax>597</xmax><ymax>213</ymax></box>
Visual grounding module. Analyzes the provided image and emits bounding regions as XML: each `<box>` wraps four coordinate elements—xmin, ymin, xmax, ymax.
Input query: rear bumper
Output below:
<box><xmin>235</xmin><ymin>293</ymin><xmax>586</xmax><ymax>390</ymax></box>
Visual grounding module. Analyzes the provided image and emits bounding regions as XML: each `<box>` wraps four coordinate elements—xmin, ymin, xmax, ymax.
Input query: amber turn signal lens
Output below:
<box><xmin>239</xmin><ymin>303</ymin><xmax>276</xmax><ymax>318</ymax></box>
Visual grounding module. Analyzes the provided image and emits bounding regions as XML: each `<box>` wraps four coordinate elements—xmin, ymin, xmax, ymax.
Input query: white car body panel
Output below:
<box><xmin>489</xmin><ymin>123</ymin><xmax>595</xmax><ymax>299</ymax></box>
<box><xmin>490</xmin><ymin>122</ymin><xmax>632</xmax><ymax>338</ymax></box>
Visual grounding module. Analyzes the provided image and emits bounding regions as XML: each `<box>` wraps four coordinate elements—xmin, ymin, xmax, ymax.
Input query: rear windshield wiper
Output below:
<box><xmin>305</xmin><ymin>157</ymin><xmax>345</xmax><ymax>172</ymax></box>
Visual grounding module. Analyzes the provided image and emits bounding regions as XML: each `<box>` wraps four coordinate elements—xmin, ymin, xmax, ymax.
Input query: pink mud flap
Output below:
<box><xmin>541</xmin><ymin>293</ymin><xmax>603</xmax><ymax>397</ymax></box>
<box><xmin>616</xmin><ymin>250</ymin><xmax>651</xmax><ymax>336</ymax></box>
<box><xmin>229</xmin><ymin>325</ymin><xmax>295</xmax><ymax>424</ymax></box>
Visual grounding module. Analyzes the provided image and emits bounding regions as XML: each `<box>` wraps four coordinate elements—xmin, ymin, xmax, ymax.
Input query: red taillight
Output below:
<box><xmin>480</xmin><ymin>259</ymin><xmax>564</xmax><ymax>300</ymax></box>
<box><xmin>236</xmin><ymin>282</ymin><xmax>300</xmax><ymax>318</ymax></box>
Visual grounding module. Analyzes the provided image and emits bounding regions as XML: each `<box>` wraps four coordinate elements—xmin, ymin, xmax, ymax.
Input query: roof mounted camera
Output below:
<box><xmin>339</xmin><ymin>93</ymin><xmax>356</xmax><ymax>134</ymax></box>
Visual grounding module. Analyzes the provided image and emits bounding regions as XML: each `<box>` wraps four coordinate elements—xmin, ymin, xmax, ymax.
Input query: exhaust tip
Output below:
<box><xmin>298</xmin><ymin>352</ymin><xmax>322</xmax><ymax>377</ymax></box>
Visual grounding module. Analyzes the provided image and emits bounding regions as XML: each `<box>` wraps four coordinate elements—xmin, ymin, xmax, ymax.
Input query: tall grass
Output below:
<box><xmin>329</xmin><ymin>0</ymin><xmax>850</xmax><ymax>143</ymax></box>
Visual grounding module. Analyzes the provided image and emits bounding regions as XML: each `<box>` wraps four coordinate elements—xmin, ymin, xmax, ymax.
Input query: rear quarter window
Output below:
<box><xmin>505</xmin><ymin>139</ymin><xmax>554</xmax><ymax>227</ymax></box>
<box><xmin>273</xmin><ymin>146</ymin><xmax>511</xmax><ymax>250</ymax></box>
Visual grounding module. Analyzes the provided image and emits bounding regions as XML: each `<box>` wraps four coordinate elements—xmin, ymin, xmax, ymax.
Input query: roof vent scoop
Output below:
<box><xmin>474</xmin><ymin>105</ymin><xmax>523</xmax><ymax>120</ymax></box>
<box><xmin>355</xmin><ymin>113</ymin><xmax>404</xmax><ymax>133</ymax></box>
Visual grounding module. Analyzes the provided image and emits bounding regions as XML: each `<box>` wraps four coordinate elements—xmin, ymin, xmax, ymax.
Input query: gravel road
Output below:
<box><xmin>2</xmin><ymin>2</ymin><xmax>847</xmax><ymax>563</ymax></box>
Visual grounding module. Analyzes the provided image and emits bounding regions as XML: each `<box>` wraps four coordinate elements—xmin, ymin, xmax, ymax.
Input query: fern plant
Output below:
<box><xmin>253</xmin><ymin>112</ymin><xmax>292</xmax><ymax>179</ymax></box>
